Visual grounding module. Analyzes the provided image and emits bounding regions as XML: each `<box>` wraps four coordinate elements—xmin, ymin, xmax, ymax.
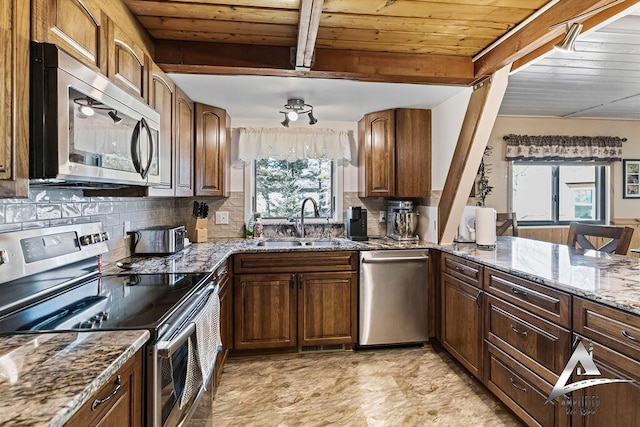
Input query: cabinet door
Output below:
<box><xmin>0</xmin><ymin>0</ymin><xmax>29</xmax><ymax>198</ymax></box>
<box><xmin>441</xmin><ymin>272</ymin><xmax>483</xmax><ymax>378</ymax></box>
<box><xmin>395</xmin><ymin>109</ymin><xmax>431</xmax><ymax>197</ymax></box>
<box><xmin>195</xmin><ymin>103</ymin><xmax>230</xmax><ymax>197</ymax></box>
<box><xmin>175</xmin><ymin>87</ymin><xmax>194</xmax><ymax>197</ymax></box>
<box><xmin>298</xmin><ymin>271</ymin><xmax>357</xmax><ymax>346</ymax></box>
<box><xmin>147</xmin><ymin>63</ymin><xmax>175</xmax><ymax>197</ymax></box>
<box><xmin>66</xmin><ymin>350</ymin><xmax>142</xmax><ymax>427</ymax></box>
<box><xmin>215</xmin><ymin>273</ymin><xmax>231</xmax><ymax>386</ymax></box>
<box><xmin>360</xmin><ymin>109</ymin><xmax>394</xmax><ymax>197</ymax></box>
<box><xmin>234</xmin><ymin>274</ymin><xmax>297</xmax><ymax>350</ymax></box>
<box><xmin>32</xmin><ymin>0</ymin><xmax>108</xmax><ymax>73</ymax></box>
<box><xmin>108</xmin><ymin>21</ymin><xmax>148</xmax><ymax>99</ymax></box>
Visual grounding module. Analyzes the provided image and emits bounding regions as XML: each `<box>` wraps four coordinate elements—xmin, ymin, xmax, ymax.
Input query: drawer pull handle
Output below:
<box><xmin>511</xmin><ymin>288</ymin><xmax>528</xmax><ymax>298</ymax></box>
<box><xmin>509</xmin><ymin>377</ymin><xmax>527</xmax><ymax>393</ymax></box>
<box><xmin>622</xmin><ymin>330</ymin><xmax>639</xmax><ymax>343</ymax></box>
<box><xmin>510</xmin><ymin>324</ymin><xmax>528</xmax><ymax>337</ymax></box>
<box><xmin>454</xmin><ymin>266</ymin><xmax>463</xmax><ymax>272</ymax></box>
<box><xmin>92</xmin><ymin>375</ymin><xmax>122</xmax><ymax>411</ymax></box>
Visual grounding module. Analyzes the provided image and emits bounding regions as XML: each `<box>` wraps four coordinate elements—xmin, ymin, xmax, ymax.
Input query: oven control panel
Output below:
<box><xmin>76</xmin><ymin>311</ymin><xmax>110</xmax><ymax>329</ymax></box>
<box><xmin>0</xmin><ymin>222</ymin><xmax>109</xmax><ymax>286</ymax></box>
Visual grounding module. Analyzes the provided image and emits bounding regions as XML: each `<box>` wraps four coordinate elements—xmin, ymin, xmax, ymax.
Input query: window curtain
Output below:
<box><xmin>504</xmin><ymin>134</ymin><xmax>625</xmax><ymax>161</ymax></box>
<box><xmin>238</xmin><ymin>127</ymin><xmax>352</xmax><ymax>162</ymax></box>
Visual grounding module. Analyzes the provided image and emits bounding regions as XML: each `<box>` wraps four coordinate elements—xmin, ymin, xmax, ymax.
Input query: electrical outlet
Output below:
<box><xmin>379</xmin><ymin>211</ymin><xmax>386</xmax><ymax>222</ymax></box>
<box><xmin>215</xmin><ymin>211</ymin><xmax>229</xmax><ymax>225</ymax></box>
<box><xmin>123</xmin><ymin>221</ymin><xmax>131</xmax><ymax>235</ymax></box>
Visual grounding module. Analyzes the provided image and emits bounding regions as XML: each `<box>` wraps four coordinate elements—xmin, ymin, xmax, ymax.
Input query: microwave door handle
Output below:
<box><xmin>130</xmin><ymin>119</ymin><xmax>143</xmax><ymax>176</ymax></box>
<box><xmin>139</xmin><ymin>117</ymin><xmax>154</xmax><ymax>180</ymax></box>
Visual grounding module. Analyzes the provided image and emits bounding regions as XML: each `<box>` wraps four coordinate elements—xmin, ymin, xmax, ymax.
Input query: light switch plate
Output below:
<box><xmin>379</xmin><ymin>211</ymin><xmax>386</xmax><ymax>222</ymax></box>
<box><xmin>215</xmin><ymin>211</ymin><xmax>229</xmax><ymax>225</ymax></box>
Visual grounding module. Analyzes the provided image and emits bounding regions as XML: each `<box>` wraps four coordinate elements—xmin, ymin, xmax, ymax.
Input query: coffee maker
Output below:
<box><xmin>387</xmin><ymin>200</ymin><xmax>418</xmax><ymax>241</ymax></box>
<box><xmin>346</xmin><ymin>206</ymin><xmax>368</xmax><ymax>241</ymax></box>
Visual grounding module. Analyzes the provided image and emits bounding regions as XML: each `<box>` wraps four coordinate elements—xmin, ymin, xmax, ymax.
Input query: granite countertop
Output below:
<box><xmin>105</xmin><ymin>236</ymin><xmax>640</xmax><ymax>317</ymax></box>
<box><xmin>0</xmin><ymin>330</ymin><xmax>149</xmax><ymax>427</ymax></box>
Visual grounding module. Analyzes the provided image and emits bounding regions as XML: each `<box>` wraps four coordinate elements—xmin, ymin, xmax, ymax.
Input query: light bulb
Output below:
<box><xmin>286</xmin><ymin>111</ymin><xmax>299</xmax><ymax>121</ymax></box>
<box><xmin>79</xmin><ymin>105</ymin><xmax>95</xmax><ymax>116</ymax></box>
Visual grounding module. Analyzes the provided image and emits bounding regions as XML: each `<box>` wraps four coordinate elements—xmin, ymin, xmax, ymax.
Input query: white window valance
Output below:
<box><xmin>238</xmin><ymin>127</ymin><xmax>352</xmax><ymax>162</ymax></box>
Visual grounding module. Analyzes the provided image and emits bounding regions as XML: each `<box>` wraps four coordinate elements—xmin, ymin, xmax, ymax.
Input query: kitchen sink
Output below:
<box><xmin>254</xmin><ymin>240</ymin><xmax>302</xmax><ymax>247</ymax></box>
<box><xmin>254</xmin><ymin>239</ymin><xmax>343</xmax><ymax>248</ymax></box>
<box><xmin>302</xmin><ymin>240</ymin><xmax>342</xmax><ymax>247</ymax></box>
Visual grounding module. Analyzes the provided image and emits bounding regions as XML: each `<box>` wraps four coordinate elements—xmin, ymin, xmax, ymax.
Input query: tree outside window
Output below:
<box><xmin>254</xmin><ymin>158</ymin><xmax>333</xmax><ymax>219</ymax></box>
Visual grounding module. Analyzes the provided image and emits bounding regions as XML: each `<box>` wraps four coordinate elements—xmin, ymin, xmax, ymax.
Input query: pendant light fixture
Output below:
<box><xmin>555</xmin><ymin>22</ymin><xmax>583</xmax><ymax>52</ymax></box>
<box><xmin>280</xmin><ymin>98</ymin><xmax>317</xmax><ymax>127</ymax></box>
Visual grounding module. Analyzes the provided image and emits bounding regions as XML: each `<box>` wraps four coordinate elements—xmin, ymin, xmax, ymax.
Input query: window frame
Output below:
<box><xmin>509</xmin><ymin>161</ymin><xmax>609</xmax><ymax>227</ymax></box>
<box><xmin>244</xmin><ymin>158</ymin><xmax>344</xmax><ymax>225</ymax></box>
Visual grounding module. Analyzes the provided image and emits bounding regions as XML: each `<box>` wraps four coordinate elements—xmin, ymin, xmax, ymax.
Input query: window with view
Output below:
<box><xmin>254</xmin><ymin>158</ymin><xmax>335</xmax><ymax>219</ymax></box>
<box><xmin>511</xmin><ymin>163</ymin><xmax>607</xmax><ymax>225</ymax></box>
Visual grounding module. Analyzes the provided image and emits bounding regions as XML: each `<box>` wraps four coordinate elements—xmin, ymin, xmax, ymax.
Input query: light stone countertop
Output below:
<box><xmin>104</xmin><ymin>236</ymin><xmax>640</xmax><ymax>316</ymax></box>
<box><xmin>0</xmin><ymin>330</ymin><xmax>149</xmax><ymax>427</ymax></box>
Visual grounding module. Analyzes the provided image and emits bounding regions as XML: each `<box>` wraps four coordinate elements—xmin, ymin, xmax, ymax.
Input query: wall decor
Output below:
<box><xmin>623</xmin><ymin>159</ymin><xmax>640</xmax><ymax>199</ymax></box>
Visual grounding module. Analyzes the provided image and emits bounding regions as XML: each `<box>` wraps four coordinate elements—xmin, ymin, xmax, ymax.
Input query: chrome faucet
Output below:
<box><xmin>296</xmin><ymin>197</ymin><xmax>320</xmax><ymax>237</ymax></box>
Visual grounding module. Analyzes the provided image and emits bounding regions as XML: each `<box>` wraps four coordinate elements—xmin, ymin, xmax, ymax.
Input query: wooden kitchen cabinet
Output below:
<box><xmin>233</xmin><ymin>273</ymin><xmax>297</xmax><ymax>350</ymax></box>
<box><xmin>214</xmin><ymin>261</ymin><xmax>231</xmax><ymax>386</ymax></box>
<box><xmin>358</xmin><ymin>108</ymin><xmax>431</xmax><ymax>198</ymax></box>
<box><xmin>571</xmin><ymin>335</ymin><xmax>640</xmax><ymax>427</ymax></box>
<box><xmin>0</xmin><ymin>0</ymin><xmax>29</xmax><ymax>198</ymax></box>
<box><xmin>233</xmin><ymin>252</ymin><xmax>358</xmax><ymax>351</ymax></box>
<box><xmin>195</xmin><ymin>103</ymin><xmax>230</xmax><ymax>197</ymax></box>
<box><xmin>31</xmin><ymin>0</ymin><xmax>108</xmax><ymax>74</ymax></box>
<box><xmin>65</xmin><ymin>349</ymin><xmax>143</xmax><ymax>427</ymax></box>
<box><xmin>298</xmin><ymin>271</ymin><xmax>358</xmax><ymax>347</ymax></box>
<box><xmin>108</xmin><ymin>20</ymin><xmax>148</xmax><ymax>100</ymax></box>
<box><xmin>147</xmin><ymin>63</ymin><xmax>175</xmax><ymax>197</ymax></box>
<box><xmin>440</xmin><ymin>255</ymin><xmax>484</xmax><ymax>378</ymax></box>
<box><xmin>175</xmin><ymin>87</ymin><xmax>194</xmax><ymax>197</ymax></box>
<box><xmin>483</xmin><ymin>267</ymin><xmax>572</xmax><ymax>426</ymax></box>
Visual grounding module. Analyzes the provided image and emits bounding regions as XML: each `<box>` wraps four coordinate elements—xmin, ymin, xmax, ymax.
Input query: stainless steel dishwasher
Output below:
<box><xmin>359</xmin><ymin>249</ymin><xmax>429</xmax><ymax>346</ymax></box>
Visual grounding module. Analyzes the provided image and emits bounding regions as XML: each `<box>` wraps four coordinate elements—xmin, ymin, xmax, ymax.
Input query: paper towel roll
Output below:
<box><xmin>475</xmin><ymin>207</ymin><xmax>496</xmax><ymax>248</ymax></box>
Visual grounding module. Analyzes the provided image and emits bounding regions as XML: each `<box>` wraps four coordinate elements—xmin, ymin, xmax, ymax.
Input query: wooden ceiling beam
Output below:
<box><xmin>154</xmin><ymin>40</ymin><xmax>475</xmax><ymax>85</ymax></box>
<box><xmin>512</xmin><ymin>0</ymin><xmax>640</xmax><ymax>72</ymax></box>
<box><xmin>474</xmin><ymin>0</ymin><xmax>640</xmax><ymax>78</ymax></box>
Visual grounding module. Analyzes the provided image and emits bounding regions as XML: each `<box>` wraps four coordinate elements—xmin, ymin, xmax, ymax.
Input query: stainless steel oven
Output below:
<box><xmin>30</xmin><ymin>42</ymin><xmax>161</xmax><ymax>187</ymax></box>
<box><xmin>0</xmin><ymin>223</ymin><xmax>222</xmax><ymax>427</ymax></box>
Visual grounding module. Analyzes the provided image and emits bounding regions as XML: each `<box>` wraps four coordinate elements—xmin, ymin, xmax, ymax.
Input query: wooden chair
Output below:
<box><xmin>496</xmin><ymin>212</ymin><xmax>519</xmax><ymax>237</ymax></box>
<box><xmin>566</xmin><ymin>223</ymin><xmax>634</xmax><ymax>255</ymax></box>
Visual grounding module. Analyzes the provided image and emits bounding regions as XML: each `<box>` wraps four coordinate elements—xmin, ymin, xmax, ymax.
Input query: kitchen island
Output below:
<box><xmin>0</xmin><ymin>330</ymin><xmax>149</xmax><ymax>426</ymax></box>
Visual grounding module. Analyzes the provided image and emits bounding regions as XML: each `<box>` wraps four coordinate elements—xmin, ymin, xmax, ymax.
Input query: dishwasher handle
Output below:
<box><xmin>362</xmin><ymin>255</ymin><xmax>429</xmax><ymax>263</ymax></box>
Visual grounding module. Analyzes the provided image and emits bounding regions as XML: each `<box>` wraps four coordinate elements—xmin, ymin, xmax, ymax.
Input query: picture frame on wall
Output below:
<box><xmin>623</xmin><ymin>159</ymin><xmax>640</xmax><ymax>199</ymax></box>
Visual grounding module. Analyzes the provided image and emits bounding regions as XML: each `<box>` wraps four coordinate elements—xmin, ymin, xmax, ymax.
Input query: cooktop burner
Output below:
<box><xmin>0</xmin><ymin>272</ymin><xmax>210</xmax><ymax>336</ymax></box>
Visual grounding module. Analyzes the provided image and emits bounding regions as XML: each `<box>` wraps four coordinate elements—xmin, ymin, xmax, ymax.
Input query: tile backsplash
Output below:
<box><xmin>0</xmin><ymin>189</ymin><xmax>390</xmax><ymax>264</ymax></box>
<box><xmin>0</xmin><ymin>189</ymin><xmax>182</xmax><ymax>263</ymax></box>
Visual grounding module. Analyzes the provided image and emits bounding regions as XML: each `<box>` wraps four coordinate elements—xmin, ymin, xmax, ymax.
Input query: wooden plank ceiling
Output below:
<box><xmin>124</xmin><ymin>0</ymin><xmax>640</xmax><ymax>85</ymax></box>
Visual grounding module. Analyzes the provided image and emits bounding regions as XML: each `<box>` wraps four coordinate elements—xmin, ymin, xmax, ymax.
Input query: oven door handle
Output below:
<box><xmin>156</xmin><ymin>283</ymin><xmax>218</xmax><ymax>358</ymax></box>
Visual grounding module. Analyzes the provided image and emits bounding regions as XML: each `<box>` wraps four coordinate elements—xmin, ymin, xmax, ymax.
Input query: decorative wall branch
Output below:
<box><xmin>476</xmin><ymin>146</ymin><xmax>493</xmax><ymax>207</ymax></box>
<box><xmin>504</xmin><ymin>134</ymin><xmax>625</xmax><ymax>161</ymax></box>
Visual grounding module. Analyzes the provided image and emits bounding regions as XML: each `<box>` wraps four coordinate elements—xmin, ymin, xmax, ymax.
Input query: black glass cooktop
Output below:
<box><xmin>0</xmin><ymin>272</ymin><xmax>210</xmax><ymax>337</ymax></box>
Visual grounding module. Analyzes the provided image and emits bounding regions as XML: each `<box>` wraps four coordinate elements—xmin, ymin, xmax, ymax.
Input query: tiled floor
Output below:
<box><xmin>188</xmin><ymin>344</ymin><xmax>522</xmax><ymax>426</ymax></box>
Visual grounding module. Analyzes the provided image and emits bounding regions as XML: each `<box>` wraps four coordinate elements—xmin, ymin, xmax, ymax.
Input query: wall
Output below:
<box><xmin>431</xmin><ymin>88</ymin><xmax>473</xmax><ymax>193</ymax></box>
<box><xmin>484</xmin><ymin>117</ymin><xmax>640</xmax><ymax>219</ymax></box>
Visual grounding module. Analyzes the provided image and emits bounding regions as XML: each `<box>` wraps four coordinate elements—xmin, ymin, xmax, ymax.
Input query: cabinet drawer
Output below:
<box><xmin>66</xmin><ymin>350</ymin><xmax>142</xmax><ymax>427</ymax></box>
<box><xmin>485</xmin><ymin>268</ymin><xmax>571</xmax><ymax>328</ymax></box>
<box><xmin>485</xmin><ymin>295</ymin><xmax>570</xmax><ymax>384</ymax></box>
<box><xmin>441</xmin><ymin>253</ymin><xmax>481</xmax><ymax>287</ymax></box>
<box><xmin>486</xmin><ymin>343</ymin><xmax>569</xmax><ymax>427</ymax></box>
<box><xmin>234</xmin><ymin>251</ymin><xmax>357</xmax><ymax>274</ymax></box>
<box><xmin>573</xmin><ymin>297</ymin><xmax>640</xmax><ymax>360</ymax></box>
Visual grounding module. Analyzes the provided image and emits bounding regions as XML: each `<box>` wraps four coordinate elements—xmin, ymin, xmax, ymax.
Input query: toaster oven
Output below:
<box><xmin>130</xmin><ymin>225</ymin><xmax>186</xmax><ymax>255</ymax></box>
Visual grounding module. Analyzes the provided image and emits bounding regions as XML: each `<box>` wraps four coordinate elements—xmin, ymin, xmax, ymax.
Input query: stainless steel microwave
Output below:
<box><xmin>30</xmin><ymin>42</ymin><xmax>161</xmax><ymax>188</ymax></box>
